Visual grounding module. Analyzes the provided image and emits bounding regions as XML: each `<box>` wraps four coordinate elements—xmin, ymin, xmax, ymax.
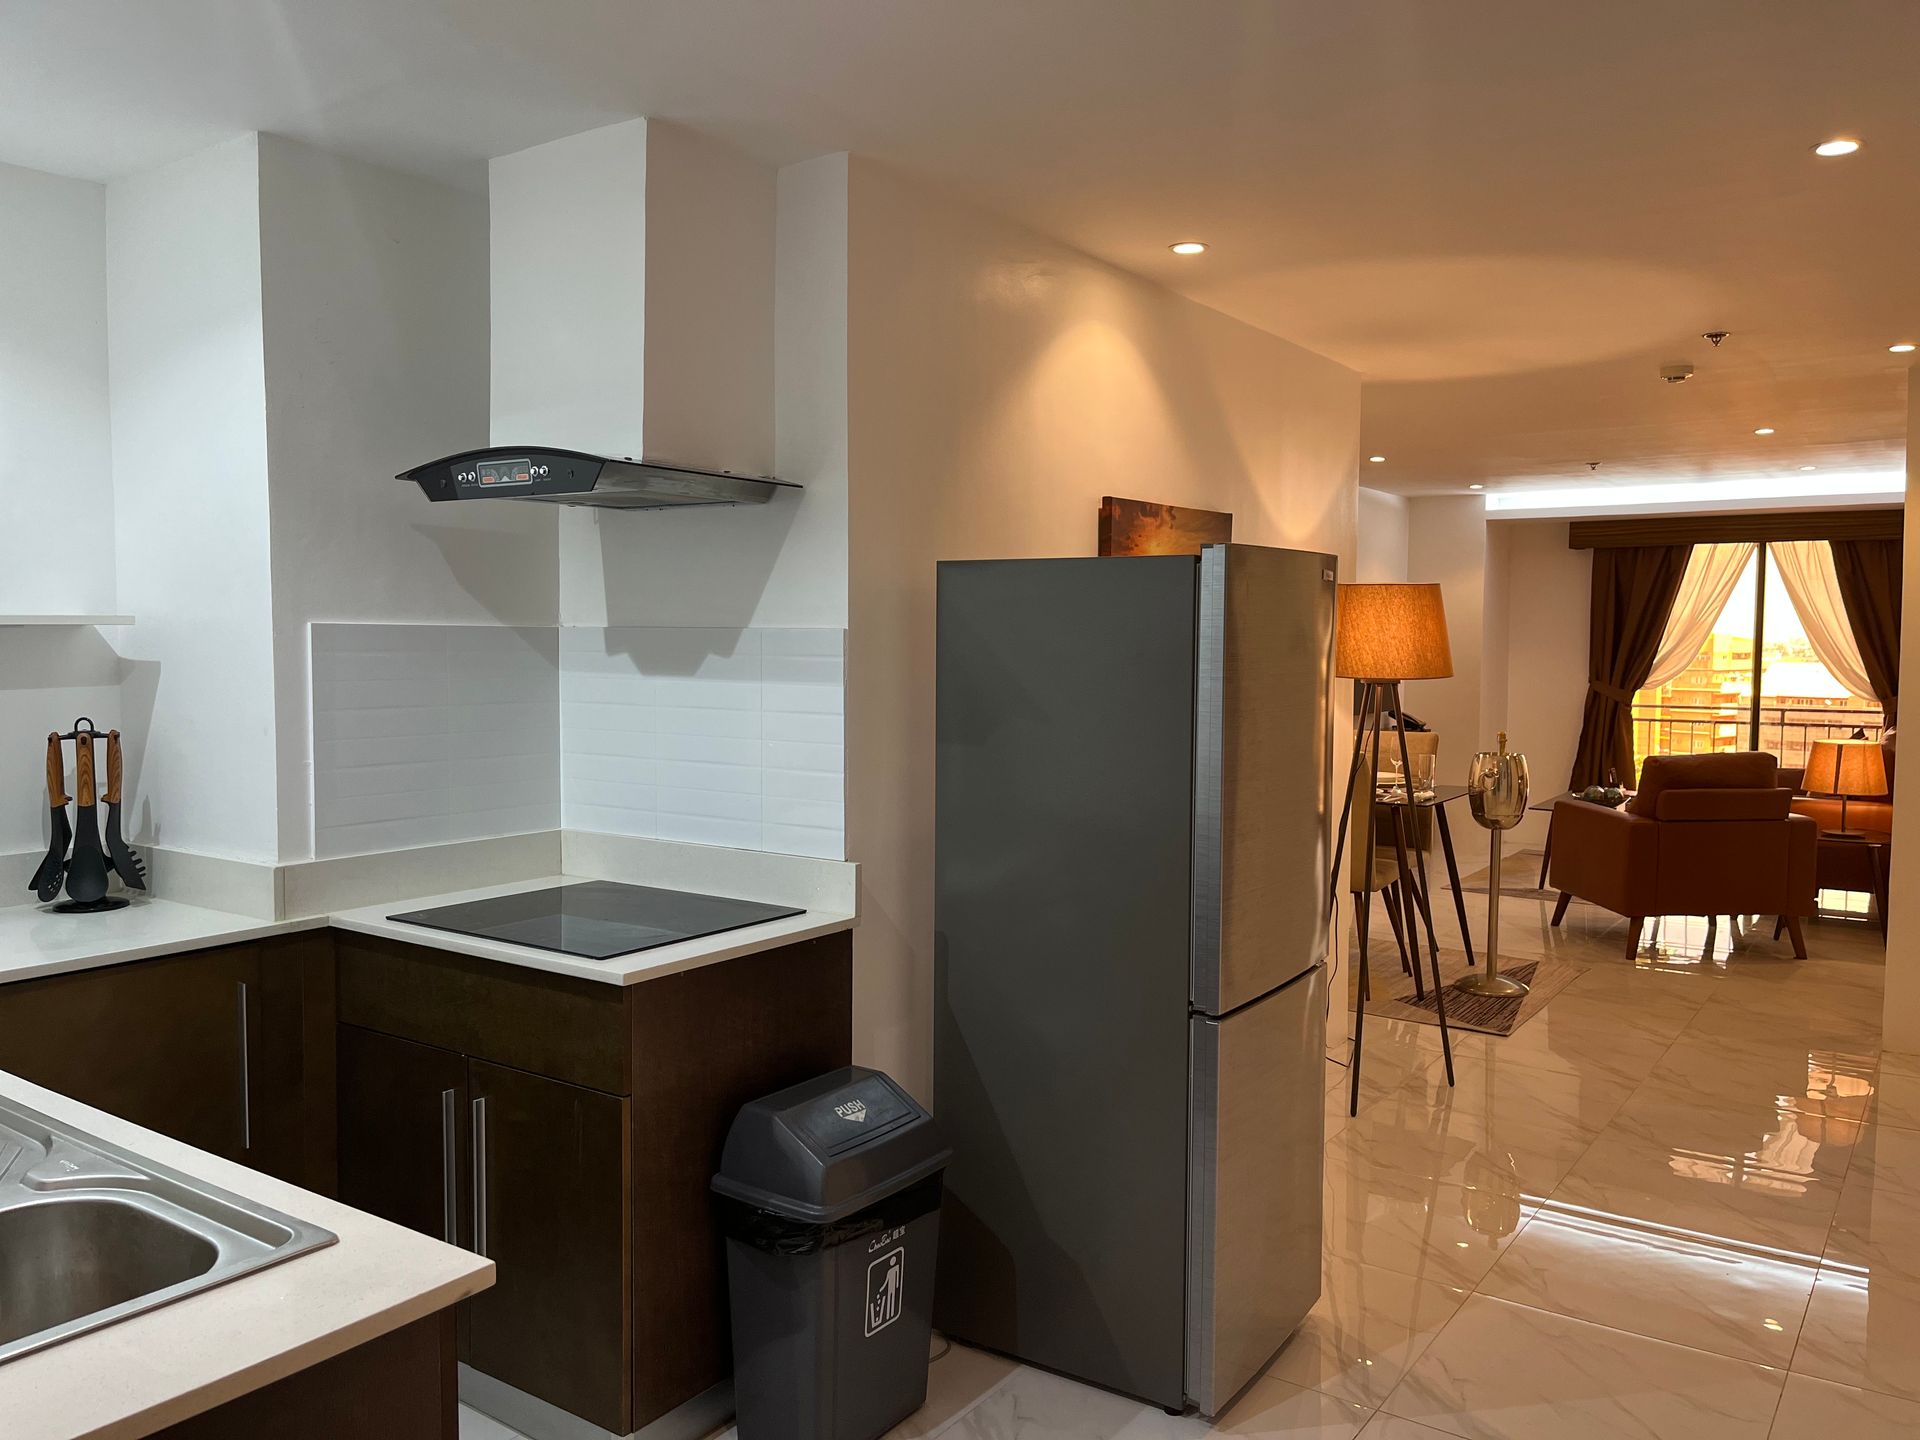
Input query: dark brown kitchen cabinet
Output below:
<box><xmin>464</xmin><ymin>1060</ymin><xmax>630</xmax><ymax>1430</ymax></box>
<box><xmin>336</xmin><ymin>1027</ymin><xmax>633</xmax><ymax>1432</ymax></box>
<box><xmin>334</xmin><ymin>929</ymin><xmax>852</xmax><ymax>1436</ymax></box>
<box><xmin>337</xmin><ymin>1025</ymin><xmax>469</xmax><ymax>1246</ymax></box>
<box><xmin>0</xmin><ymin>933</ymin><xmax>335</xmax><ymax>1189</ymax></box>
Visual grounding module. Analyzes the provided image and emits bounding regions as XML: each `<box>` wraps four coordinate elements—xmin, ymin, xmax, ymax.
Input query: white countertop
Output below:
<box><xmin>330</xmin><ymin>874</ymin><xmax>858</xmax><ymax>985</ymax></box>
<box><xmin>0</xmin><ymin>1068</ymin><xmax>493</xmax><ymax>1440</ymax></box>
<box><xmin>0</xmin><ymin>898</ymin><xmax>321</xmax><ymax>985</ymax></box>
<box><xmin>0</xmin><ymin>874</ymin><xmax>854</xmax><ymax>990</ymax></box>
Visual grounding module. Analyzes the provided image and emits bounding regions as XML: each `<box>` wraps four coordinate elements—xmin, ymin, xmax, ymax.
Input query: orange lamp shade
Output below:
<box><xmin>1335</xmin><ymin>583</ymin><xmax>1454</xmax><ymax>681</ymax></box>
<box><xmin>1803</xmin><ymin>738</ymin><xmax>1889</xmax><ymax>798</ymax></box>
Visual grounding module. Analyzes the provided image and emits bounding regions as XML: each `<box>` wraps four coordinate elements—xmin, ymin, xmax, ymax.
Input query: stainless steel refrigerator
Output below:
<box><xmin>933</xmin><ymin>543</ymin><xmax>1333</xmax><ymax>1416</ymax></box>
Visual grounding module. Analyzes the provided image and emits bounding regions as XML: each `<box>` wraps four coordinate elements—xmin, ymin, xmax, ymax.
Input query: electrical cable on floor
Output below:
<box><xmin>930</xmin><ymin>1333</ymin><xmax>952</xmax><ymax>1364</ymax></box>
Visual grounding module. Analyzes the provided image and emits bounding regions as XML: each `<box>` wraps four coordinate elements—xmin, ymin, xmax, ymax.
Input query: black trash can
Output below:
<box><xmin>712</xmin><ymin>1066</ymin><xmax>951</xmax><ymax>1440</ymax></box>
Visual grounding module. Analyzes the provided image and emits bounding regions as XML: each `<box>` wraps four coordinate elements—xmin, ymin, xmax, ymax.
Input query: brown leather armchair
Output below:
<box><xmin>1548</xmin><ymin>752</ymin><xmax>1818</xmax><ymax>958</ymax></box>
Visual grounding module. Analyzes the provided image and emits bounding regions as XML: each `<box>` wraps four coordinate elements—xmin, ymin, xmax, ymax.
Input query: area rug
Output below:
<box><xmin>1354</xmin><ymin>944</ymin><xmax>1585</xmax><ymax>1037</ymax></box>
<box><xmin>1456</xmin><ymin>850</ymin><xmax>1556</xmax><ymax>900</ymax></box>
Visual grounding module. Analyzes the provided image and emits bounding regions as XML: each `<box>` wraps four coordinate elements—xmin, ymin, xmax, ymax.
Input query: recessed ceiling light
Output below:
<box><xmin>1368</xmin><ymin>455</ymin><xmax>1386</xmax><ymax>463</ymax></box>
<box><xmin>1169</xmin><ymin>241</ymin><xmax>1207</xmax><ymax>255</ymax></box>
<box><xmin>1753</xmin><ymin>427</ymin><xmax>1775</xmax><ymax>436</ymax></box>
<box><xmin>1891</xmin><ymin>342</ymin><xmax>1917</xmax><ymax>353</ymax></box>
<box><xmin>1814</xmin><ymin>137</ymin><xmax>1862</xmax><ymax>157</ymax></box>
<box><xmin>1468</xmin><ymin>483</ymin><xmax>1484</xmax><ymax>491</ymax></box>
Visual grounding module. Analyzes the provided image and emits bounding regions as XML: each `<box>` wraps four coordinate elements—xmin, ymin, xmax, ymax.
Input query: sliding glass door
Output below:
<box><xmin>1633</xmin><ymin>545</ymin><xmax>1884</xmax><ymax>770</ymax></box>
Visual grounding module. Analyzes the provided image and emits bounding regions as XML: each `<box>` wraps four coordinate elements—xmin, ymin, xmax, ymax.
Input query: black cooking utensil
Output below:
<box><xmin>28</xmin><ymin>732</ymin><xmax>70</xmax><ymax>902</ymax></box>
<box><xmin>63</xmin><ymin>729</ymin><xmax>110</xmax><ymax>906</ymax></box>
<box><xmin>102</xmin><ymin>729</ymin><xmax>146</xmax><ymax>891</ymax></box>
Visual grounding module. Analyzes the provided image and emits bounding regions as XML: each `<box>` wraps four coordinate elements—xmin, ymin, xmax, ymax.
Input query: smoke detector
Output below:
<box><xmin>1661</xmin><ymin>363</ymin><xmax>1696</xmax><ymax>384</ymax></box>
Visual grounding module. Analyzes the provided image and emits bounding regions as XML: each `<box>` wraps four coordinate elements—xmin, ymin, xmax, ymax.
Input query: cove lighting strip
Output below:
<box><xmin>1484</xmin><ymin>470</ymin><xmax>1905</xmax><ymax>514</ymax></box>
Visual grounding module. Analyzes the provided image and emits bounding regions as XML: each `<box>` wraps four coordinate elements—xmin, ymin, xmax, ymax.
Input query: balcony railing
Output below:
<box><xmin>1631</xmin><ymin>703</ymin><xmax>1884</xmax><ymax>770</ymax></box>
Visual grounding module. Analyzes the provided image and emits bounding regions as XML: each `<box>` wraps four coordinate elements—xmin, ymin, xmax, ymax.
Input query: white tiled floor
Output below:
<box><xmin>465</xmin><ymin>877</ymin><xmax>1910</xmax><ymax>1440</ymax></box>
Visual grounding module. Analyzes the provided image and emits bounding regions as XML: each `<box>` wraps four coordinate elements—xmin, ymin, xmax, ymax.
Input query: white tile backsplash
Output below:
<box><xmin>308</xmin><ymin>623</ymin><xmax>842</xmax><ymax>863</ymax></box>
<box><xmin>560</xmin><ymin>626</ymin><xmax>845</xmax><ymax>859</ymax></box>
<box><xmin>310</xmin><ymin>625</ymin><xmax>561</xmax><ymax>859</ymax></box>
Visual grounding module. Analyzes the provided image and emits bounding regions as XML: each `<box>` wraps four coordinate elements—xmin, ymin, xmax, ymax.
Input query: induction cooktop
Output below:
<box><xmin>388</xmin><ymin>880</ymin><xmax>804</xmax><ymax>960</ymax></box>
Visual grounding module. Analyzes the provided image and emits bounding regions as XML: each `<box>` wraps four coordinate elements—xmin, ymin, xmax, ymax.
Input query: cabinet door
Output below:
<box><xmin>0</xmin><ymin>947</ymin><xmax>257</xmax><ymax>1162</ymax></box>
<box><xmin>336</xmin><ymin>1024</ymin><xmax>468</xmax><ymax>1247</ymax></box>
<box><xmin>465</xmin><ymin>1059</ymin><xmax>631</xmax><ymax>1433</ymax></box>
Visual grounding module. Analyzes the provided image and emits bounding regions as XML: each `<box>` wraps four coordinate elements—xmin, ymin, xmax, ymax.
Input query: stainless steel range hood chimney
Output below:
<box><xmin>397</xmin><ymin>120</ymin><xmax>792</xmax><ymax>512</ymax></box>
<box><xmin>397</xmin><ymin>447</ymin><xmax>795</xmax><ymax>509</ymax></box>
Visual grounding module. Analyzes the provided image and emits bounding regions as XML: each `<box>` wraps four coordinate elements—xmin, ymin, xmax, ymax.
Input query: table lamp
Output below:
<box><xmin>1802</xmin><ymin>737</ymin><xmax>1888</xmax><ymax>840</ymax></box>
<box><xmin>1329</xmin><ymin>583</ymin><xmax>1455</xmax><ymax>1116</ymax></box>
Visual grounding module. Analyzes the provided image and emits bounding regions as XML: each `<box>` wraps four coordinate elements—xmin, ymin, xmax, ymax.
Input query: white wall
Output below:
<box><xmin>0</xmin><ymin>161</ymin><xmax>113</xmax><ymax>615</ymax></box>
<box><xmin>257</xmin><ymin>134</ymin><xmax>552</xmax><ymax>858</ymax></box>
<box><xmin>1356</xmin><ymin>487</ymin><xmax>1410</xmax><ymax>582</ymax></box>
<box><xmin>1405</xmin><ymin>496</ymin><xmax>1490</xmax><ymax>780</ymax></box>
<box><xmin>107</xmin><ymin>135</ymin><xmax>279</xmax><ymax>862</ymax></box>
<box><xmin>0</xmin><ymin>161</ymin><xmax>123</xmax><ymax>861</ymax></box>
<box><xmin>1885</xmin><ymin>365</ymin><xmax>1920</xmax><ymax>1058</ymax></box>
<box><xmin>843</xmin><ymin>159</ymin><xmax>1361</xmax><ymax>1096</ymax></box>
<box><xmin>1492</xmin><ymin>520</ymin><xmax>1592</xmax><ymax>848</ymax></box>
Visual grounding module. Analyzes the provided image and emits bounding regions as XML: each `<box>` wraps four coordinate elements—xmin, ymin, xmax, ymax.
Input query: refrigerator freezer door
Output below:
<box><xmin>1186</xmin><ymin>962</ymin><xmax>1327</xmax><ymax>1415</ymax></box>
<box><xmin>1192</xmin><ymin>544</ymin><xmax>1336</xmax><ymax>1015</ymax></box>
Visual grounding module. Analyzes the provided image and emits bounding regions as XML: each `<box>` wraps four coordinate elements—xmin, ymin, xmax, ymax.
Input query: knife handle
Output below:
<box><xmin>104</xmin><ymin>731</ymin><xmax>122</xmax><ymax>807</ymax></box>
<box><xmin>45</xmin><ymin>734</ymin><xmax>68</xmax><ymax>808</ymax></box>
<box><xmin>74</xmin><ymin>731</ymin><xmax>96</xmax><ymax>808</ymax></box>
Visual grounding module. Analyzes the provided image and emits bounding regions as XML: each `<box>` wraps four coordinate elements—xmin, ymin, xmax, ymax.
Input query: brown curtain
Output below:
<box><xmin>1831</xmin><ymin>537</ymin><xmax>1903</xmax><ymax>725</ymax></box>
<box><xmin>1569</xmin><ymin>544</ymin><xmax>1691</xmax><ymax>790</ymax></box>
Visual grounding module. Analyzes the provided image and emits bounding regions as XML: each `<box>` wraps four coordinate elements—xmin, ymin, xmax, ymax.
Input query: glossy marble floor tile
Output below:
<box><xmin>1324</xmin><ymin>1170</ymin><xmax>1533</xmax><ymax>1288</ymax></box>
<box><xmin>1822</xmin><ymin>1123</ymin><xmax>1920</xmax><ymax>1284</ymax></box>
<box><xmin>1353</xmin><ymin>1418</ymin><xmax>1462</xmax><ymax>1440</ymax></box>
<box><xmin>1868</xmin><ymin>1055</ymin><xmax>1920</xmax><ymax>1131</ymax></box>
<box><xmin>1476</xmin><ymin>1200</ymin><xmax>1817</xmax><ymax>1365</ymax></box>
<box><xmin>1767</xmin><ymin>1373</ymin><xmax>1920</xmax><ymax>1438</ymax></box>
<box><xmin>1791</xmin><ymin>1263</ymin><xmax>1920</xmax><ymax>1403</ymax></box>
<box><xmin>1550</xmin><ymin>1095</ymin><xmax>1848</xmax><ymax>1255</ymax></box>
<box><xmin>932</xmin><ymin>1363</ymin><xmax>1373</xmax><ymax>1438</ymax></box>
<box><xmin>1637</xmin><ymin>1030</ymin><xmax>1878</xmax><ymax>1125</ymax></box>
<box><xmin>1328</xmin><ymin>1092</ymin><xmax>1596</xmax><ymax>1197</ymax></box>
<box><xmin>1382</xmin><ymin>1295</ymin><xmax>1785</xmax><ymax>1439</ymax></box>
<box><xmin>1437</xmin><ymin>998</ymin><xmax>1677</xmax><ymax>1092</ymax></box>
<box><xmin>1262</xmin><ymin>1256</ymin><xmax>1469</xmax><ymax>1406</ymax></box>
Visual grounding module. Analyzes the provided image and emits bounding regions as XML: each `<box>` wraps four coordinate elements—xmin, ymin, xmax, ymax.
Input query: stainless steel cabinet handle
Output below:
<box><xmin>471</xmin><ymin>1095</ymin><xmax>490</xmax><ymax>1258</ymax></box>
<box><xmin>235</xmin><ymin>980</ymin><xmax>251</xmax><ymax>1152</ymax></box>
<box><xmin>439</xmin><ymin>1088</ymin><xmax>459</xmax><ymax>1245</ymax></box>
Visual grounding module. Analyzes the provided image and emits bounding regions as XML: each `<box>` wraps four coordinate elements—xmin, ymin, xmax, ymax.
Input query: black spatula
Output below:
<box><xmin>103</xmin><ymin>730</ymin><xmax>146</xmax><ymax>891</ymax></box>
<box><xmin>28</xmin><ymin>733</ymin><xmax>70</xmax><ymax>903</ymax></box>
<box><xmin>62</xmin><ymin>729</ymin><xmax>110</xmax><ymax>907</ymax></box>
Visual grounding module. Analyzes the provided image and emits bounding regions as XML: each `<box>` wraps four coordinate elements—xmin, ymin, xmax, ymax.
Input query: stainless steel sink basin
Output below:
<box><xmin>0</xmin><ymin>1096</ymin><xmax>335</xmax><ymax>1363</ymax></box>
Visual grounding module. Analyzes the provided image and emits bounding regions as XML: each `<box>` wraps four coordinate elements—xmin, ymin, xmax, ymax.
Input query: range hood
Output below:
<box><xmin>397</xmin><ymin>447</ymin><xmax>798</xmax><ymax>510</ymax></box>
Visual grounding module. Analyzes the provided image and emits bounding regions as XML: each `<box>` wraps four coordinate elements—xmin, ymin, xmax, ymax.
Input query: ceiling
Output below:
<box><xmin>4</xmin><ymin>0</ymin><xmax>1914</xmax><ymax>496</ymax></box>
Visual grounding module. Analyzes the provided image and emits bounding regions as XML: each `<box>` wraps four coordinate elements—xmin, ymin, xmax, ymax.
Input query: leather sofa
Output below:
<box><xmin>1548</xmin><ymin>752</ymin><xmax>1818</xmax><ymax>959</ymax></box>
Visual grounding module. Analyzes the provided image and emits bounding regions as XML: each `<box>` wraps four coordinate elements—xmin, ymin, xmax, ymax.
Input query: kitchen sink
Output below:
<box><xmin>0</xmin><ymin>1096</ymin><xmax>335</xmax><ymax>1363</ymax></box>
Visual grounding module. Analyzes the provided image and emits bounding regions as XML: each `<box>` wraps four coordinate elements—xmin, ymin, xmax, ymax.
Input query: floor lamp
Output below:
<box><xmin>1329</xmin><ymin>583</ymin><xmax>1457</xmax><ymax>1117</ymax></box>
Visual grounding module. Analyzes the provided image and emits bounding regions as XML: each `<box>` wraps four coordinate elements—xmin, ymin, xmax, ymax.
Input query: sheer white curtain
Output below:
<box><xmin>1769</xmin><ymin>540</ymin><xmax>1877</xmax><ymax>701</ymax></box>
<box><xmin>1643</xmin><ymin>541</ymin><xmax>1756</xmax><ymax>692</ymax></box>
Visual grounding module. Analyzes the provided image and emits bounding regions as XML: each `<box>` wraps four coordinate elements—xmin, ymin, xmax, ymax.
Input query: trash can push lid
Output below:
<box><xmin>711</xmin><ymin>1066</ymin><xmax>951</xmax><ymax>1224</ymax></box>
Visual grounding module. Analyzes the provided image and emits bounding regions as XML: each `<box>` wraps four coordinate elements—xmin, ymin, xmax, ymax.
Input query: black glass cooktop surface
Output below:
<box><xmin>388</xmin><ymin>880</ymin><xmax>804</xmax><ymax>960</ymax></box>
